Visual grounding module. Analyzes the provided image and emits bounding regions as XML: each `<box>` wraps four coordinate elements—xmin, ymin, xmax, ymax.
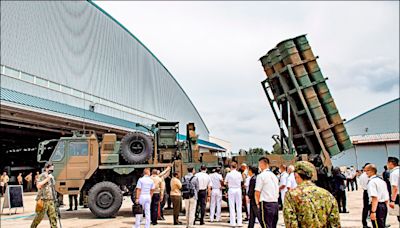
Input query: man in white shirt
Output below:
<box><xmin>365</xmin><ymin>164</ymin><xmax>389</xmax><ymax>228</ymax></box>
<box><xmin>279</xmin><ymin>165</ymin><xmax>289</xmax><ymax>206</ymax></box>
<box><xmin>135</xmin><ymin>168</ymin><xmax>155</xmax><ymax>228</ymax></box>
<box><xmin>359</xmin><ymin>163</ymin><xmax>371</xmax><ymax>228</ymax></box>
<box><xmin>209</xmin><ymin>168</ymin><xmax>223</xmax><ymax>222</ymax></box>
<box><xmin>350</xmin><ymin>166</ymin><xmax>358</xmax><ymax>191</ymax></box>
<box><xmin>255</xmin><ymin>157</ymin><xmax>279</xmax><ymax>228</ymax></box>
<box><xmin>345</xmin><ymin>167</ymin><xmax>354</xmax><ymax>191</ymax></box>
<box><xmin>225</xmin><ymin>161</ymin><xmax>243</xmax><ymax>227</ymax></box>
<box><xmin>387</xmin><ymin>157</ymin><xmax>399</xmax><ymax>222</ymax></box>
<box><xmin>286</xmin><ymin>165</ymin><xmax>297</xmax><ymax>190</ymax></box>
<box><xmin>195</xmin><ymin>165</ymin><xmax>211</xmax><ymax>225</ymax></box>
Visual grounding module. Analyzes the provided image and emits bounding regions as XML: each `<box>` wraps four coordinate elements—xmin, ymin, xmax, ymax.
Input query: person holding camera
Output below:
<box><xmin>31</xmin><ymin>162</ymin><xmax>57</xmax><ymax>228</ymax></box>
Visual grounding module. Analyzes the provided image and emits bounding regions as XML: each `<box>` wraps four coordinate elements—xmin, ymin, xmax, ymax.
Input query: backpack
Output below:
<box><xmin>182</xmin><ymin>176</ymin><xmax>195</xmax><ymax>199</ymax></box>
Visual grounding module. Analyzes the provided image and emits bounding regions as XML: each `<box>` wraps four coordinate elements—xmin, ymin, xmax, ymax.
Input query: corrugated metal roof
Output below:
<box><xmin>346</xmin><ymin>98</ymin><xmax>399</xmax><ymax>124</ymax></box>
<box><xmin>345</xmin><ymin>98</ymin><xmax>399</xmax><ymax>136</ymax></box>
<box><xmin>350</xmin><ymin>133</ymin><xmax>400</xmax><ymax>144</ymax></box>
<box><xmin>0</xmin><ymin>88</ymin><xmax>225</xmax><ymax>151</ymax></box>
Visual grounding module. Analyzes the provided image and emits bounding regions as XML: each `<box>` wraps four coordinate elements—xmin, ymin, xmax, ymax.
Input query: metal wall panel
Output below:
<box><xmin>332</xmin><ymin>143</ymin><xmax>399</xmax><ymax>173</ymax></box>
<box><xmin>387</xmin><ymin>143</ymin><xmax>400</xmax><ymax>158</ymax></box>
<box><xmin>1</xmin><ymin>1</ymin><xmax>209</xmax><ymax>138</ymax></box>
<box><xmin>355</xmin><ymin>144</ymin><xmax>389</xmax><ymax>174</ymax></box>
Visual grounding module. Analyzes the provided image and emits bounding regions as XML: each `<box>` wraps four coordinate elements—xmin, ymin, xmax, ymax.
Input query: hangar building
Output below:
<box><xmin>332</xmin><ymin>98</ymin><xmax>399</xmax><ymax>172</ymax></box>
<box><xmin>0</xmin><ymin>1</ymin><xmax>225</xmax><ymax>177</ymax></box>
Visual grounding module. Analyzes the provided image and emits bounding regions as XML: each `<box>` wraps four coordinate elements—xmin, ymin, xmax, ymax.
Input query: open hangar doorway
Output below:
<box><xmin>0</xmin><ymin>124</ymin><xmax>63</xmax><ymax>185</ymax></box>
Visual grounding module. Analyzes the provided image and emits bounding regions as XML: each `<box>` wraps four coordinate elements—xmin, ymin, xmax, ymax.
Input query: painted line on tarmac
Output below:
<box><xmin>0</xmin><ymin>213</ymin><xmax>35</xmax><ymax>220</ymax></box>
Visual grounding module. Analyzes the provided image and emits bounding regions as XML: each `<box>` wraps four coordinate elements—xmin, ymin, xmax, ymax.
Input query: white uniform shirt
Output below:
<box><xmin>389</xmin><ymin>166</ymin><xmax>399</xmax><ymax>188</ymax></box>
<box><xmin>345</xmin><ymin>170</ymin><xmax>352</xmax><ymax>179</ymax></box>
<box><xmin>286</xmin><ymin>173</ymin><xmax>297</xmax><ymax>189</ymax></box>
<box><xmin>137</xmin><ymin>175</ymin><xmax>155</xmax><ymax>195</ymax></box>
<box><xmin>359</xmin><ymin>172</ymin><xmax>369</xmax><ymax>190</ymax></box>
<box><xmin>210</xmin><ymin>172</ymin><xmax>223</xmax><ymax>190</ymax></box>
<box><xmin>195</xmin><ymin>171</ymin><xmax>211</xmax><ymax>190</ymax></box>
<box><xmin>367</xmin><ymin>175</ymin><xmax>390</xmax><ymax>203</ymax></box>
<box><xmin>279</xmin><ymin>171</ymin><xmax>289</xmax><ymax>195</ymax></box>
<box><xmin>255</xmin><ymin>169</ymin><xmax>279</xmax><ymax>202</ymax></box>
<box><xmin>225</xmin><ymin>169</ymin><xmax>242</xmax><ymax>189</ymax></box>
<box><xmin>350</xmin><ymin>168</ymin><xmax>356</xmax><ymax>178</ymax></box>
<box><xmin>245</xmin><ymin>176</ymin><xmax>251</xmax><ymax>193</ymax></box>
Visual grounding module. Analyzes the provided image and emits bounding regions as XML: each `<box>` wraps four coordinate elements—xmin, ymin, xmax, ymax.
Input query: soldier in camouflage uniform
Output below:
<box><xmin>31</xmin><ymin>162</ymin><xmax>58</xmax><ymax>228</ymax></box>
<box><xmin>283</xmin><ymin>161</ymin><xmax>341</xmax><ymax>228</ymax></box>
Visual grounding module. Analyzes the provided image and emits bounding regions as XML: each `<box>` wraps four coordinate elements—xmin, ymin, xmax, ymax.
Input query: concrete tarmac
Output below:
<box><xmin>1</xmin><ymin>189</ymin><xmax>398</xmax><ymax>228</ymax></box>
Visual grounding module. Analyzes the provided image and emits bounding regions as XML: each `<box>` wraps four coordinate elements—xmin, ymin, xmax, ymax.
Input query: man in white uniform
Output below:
<box><xmin>365</xmin><ymin>164</ymin><xmax>389</xmax><ymax>228</ymax></box>
<box><xmin>286</xmin><ymin>165</ymin><xmax>297</xmax><ymax>190</ymax></box>
<box><xmin>209</xmin><ymin>168</ymin><xmax>223</xmax><ymax>222</ymax></box>
<box><xmin>135</xmin><ymin>168</ymin><xmax>155</xmax><ymax>228</ymax></box>
<box><xmin>225</xmin><ymin>162</ymin><xmax>243</xmax><ymax>227</ymax></box>
<box><xmin>255</xmin><ymin>157</ymin><xmax>279</xmax><ymax>228</ymax></box>
<box><xmin>345</xmin><ymin>167</ymin><xmax>354</xmax><ymax>191</ymax></box>
<box><xmin>195</xmin><ymin>165</ymin><xmax>211</xmax><ymax>225</ymax></box>
<box><xmin>359</xmin><ymin>163</ymin><xmax>371</xmax><ymax>228</ymax></box>
<box><xmin>279</xmin><ymin>165</ymin><xmax>288</xmax><ymax>206</ymax></box>
<box><xmin>387</xmin><ymin>157</ymin><xmax>399</xmax><ymax>222</ymax></box>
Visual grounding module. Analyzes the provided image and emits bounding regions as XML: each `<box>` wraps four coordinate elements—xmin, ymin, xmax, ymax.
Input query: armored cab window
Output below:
<box><xmin>51</xmin><ymin>141</ymin><xmax>65</xmax><ymax>161</ymax></box>
<box><xmin>69</xmin><ymin>141</ymin><xmax>88</xmax><ymax>156</ymax></box>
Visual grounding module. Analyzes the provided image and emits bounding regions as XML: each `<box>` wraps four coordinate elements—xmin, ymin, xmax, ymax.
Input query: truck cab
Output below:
<box><xmin>41</xmin><ymin>133</ymin><xmax>99</xmax><ymax>196</ymax></box>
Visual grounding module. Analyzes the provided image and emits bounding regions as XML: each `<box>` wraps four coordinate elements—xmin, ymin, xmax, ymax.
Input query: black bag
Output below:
<box><xmin>132</xmin><ymin>203</ymin><xmax>143</xmax><ymax>215</ymax></box>
<box><xmin>182</xmin><ymin>176</ymin><xmax>195</xmax><ymax>199</ymax></box>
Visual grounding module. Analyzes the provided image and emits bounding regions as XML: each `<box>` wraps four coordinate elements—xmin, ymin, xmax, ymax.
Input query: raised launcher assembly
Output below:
<box><xmin>259</xmin><ymin>34</ymin><xmax>353</xmax><ymax>171</ymax></box>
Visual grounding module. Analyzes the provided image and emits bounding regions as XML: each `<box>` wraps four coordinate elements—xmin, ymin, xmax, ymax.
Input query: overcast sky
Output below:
<box><xmin>95</xmin><ymin>1</ymin><xmax>399</xmax><ymax>152</ymax></box>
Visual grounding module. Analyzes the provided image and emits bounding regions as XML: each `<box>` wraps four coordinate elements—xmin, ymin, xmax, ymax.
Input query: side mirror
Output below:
<box><xmin>37</xmin><ymin>139</ymin><xmax>59</xmax><ymax>163</ymax></box>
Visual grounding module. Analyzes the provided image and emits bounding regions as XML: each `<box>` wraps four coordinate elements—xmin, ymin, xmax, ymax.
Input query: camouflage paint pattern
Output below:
<box><xmin>30</xmin><ymin>200</ymin><xmax>57</xmax><ymax>228</ymax></box>
<box><xmin>283</xmin><ymin>180</ymin><xmax>341</xmax><ymax>228</ymax></box>
<box><xmin>259</xmin><ymin>34</ymin><xmax>354</xmax><ymax>159</ymax></box>
<box><xmin>51</xmin><ymin>133</ymin><xmax>99</xmax><ymax>195</ymax></box>
<box><xmin>35</xmin><ymin>173</ymin><xmax>54</xmax><ymax>200</ymax></box>
<box><xmin>293</xmin><ymin>34</ymin><xmax>352</xmax><ymax>152</ymax></box>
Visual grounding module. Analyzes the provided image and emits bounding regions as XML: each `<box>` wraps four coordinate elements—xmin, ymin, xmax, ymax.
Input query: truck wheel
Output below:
<box><xmin>88</xmin><ymin>181</ymin><xmax>122</xmax><ymax>218</ymax></box>
<box><xmin>120</xmin><ymin>132</ymin><xmax>153</xmax><ymax>164</ymax></box>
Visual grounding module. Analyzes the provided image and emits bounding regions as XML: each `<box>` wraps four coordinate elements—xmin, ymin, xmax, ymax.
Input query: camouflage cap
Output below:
<box><xmin>294</xmin><ymin>161</ymin><xmax>316</xmax><ymax>178</ymax></box>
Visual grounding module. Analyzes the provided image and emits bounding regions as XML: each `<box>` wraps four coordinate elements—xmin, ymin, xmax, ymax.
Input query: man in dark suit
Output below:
<box><xmin>247</xmin><ymin>166</ymin><xmax>260</xmax><ymax>228</ymax></box>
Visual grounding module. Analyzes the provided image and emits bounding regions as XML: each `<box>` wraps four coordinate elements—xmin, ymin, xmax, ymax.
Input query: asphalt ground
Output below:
<box><xmin>1</xmin><ymin>189</ymin><xmax>399</xmax><ymax>228</ymax></box>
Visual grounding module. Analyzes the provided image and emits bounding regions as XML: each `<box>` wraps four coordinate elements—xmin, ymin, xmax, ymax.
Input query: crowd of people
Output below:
<box><xmin>24</xmin><ymin>155</ymin><xmax>399</xmax><ymax>228</ymax></box>
<box><xmin>134</xmin><ymin>158</ymin><xmax>343</xmax><ymax>228</ymax></box>
<box><xmin>133</xmin><ymin>156</ymin><xmax>399</xmax><ymax>228</ymax></box>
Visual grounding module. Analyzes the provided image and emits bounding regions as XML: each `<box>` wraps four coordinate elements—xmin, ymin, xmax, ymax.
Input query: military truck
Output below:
<box><xmin>37</xmin><ymin>121</ymin><xmax>217</xmax><ymax>218</ymax></box>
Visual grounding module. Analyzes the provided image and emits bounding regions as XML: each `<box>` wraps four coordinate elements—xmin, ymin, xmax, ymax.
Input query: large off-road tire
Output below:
<box><xmin>120</xmin><ymin>132</ymin><xmax>153</xmax><ymax>164</ymax></box>
<box><xmin>88</xmin><ymin>181</ymin><xmax>123</xmax><ymax>218</ymax></box>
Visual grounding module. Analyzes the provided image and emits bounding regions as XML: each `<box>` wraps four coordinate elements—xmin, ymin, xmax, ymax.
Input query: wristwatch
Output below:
<box><xmin>371</xmin><ymin>211</ymin><xmax>376</xmax><ymax>213</ymax></box>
